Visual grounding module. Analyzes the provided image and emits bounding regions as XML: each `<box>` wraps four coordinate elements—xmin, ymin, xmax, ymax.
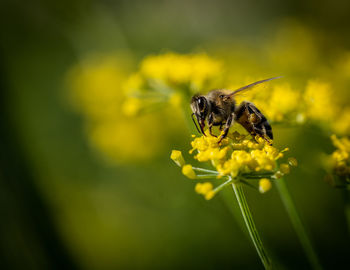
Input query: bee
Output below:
<box><xmin>190</xmin><ymin>77</ymin><xmax>281</xmax><ymax>143</ymax></box>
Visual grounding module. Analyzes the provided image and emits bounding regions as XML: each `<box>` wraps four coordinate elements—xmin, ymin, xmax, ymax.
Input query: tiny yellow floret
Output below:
<box><xmin>280</xmin><ymin>163</ymin><xmax>291</xmax><ymax>174</ymax></box>
<box><xmin>182</xmin><ymin>164</ymin><xmax>197</xmax><ymax>179</ymax></box>
<box><xmin>195</xmin><ymin>182</ymin><xmax>215</xmax><ymax>200</ymax></box>
<box><xmin>171</xmin><ymin>150</ymin><xmax>186</xmax><ymax>167</ymax></box>
<box><xmin>259</xmin><ymin>178</ymin><xmax>272</xmax><ymax>193</ymax></box>
<box><xmin>288</xmin><ymin>157</ymin><xmax>298</xmax><ymax>167</ymax></box>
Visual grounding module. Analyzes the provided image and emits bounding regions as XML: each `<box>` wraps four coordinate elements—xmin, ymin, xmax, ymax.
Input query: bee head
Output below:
<box><xmin>190</xmin><ymin>95</ymin><xmax>209</xmax><ymax>135</ymax></box>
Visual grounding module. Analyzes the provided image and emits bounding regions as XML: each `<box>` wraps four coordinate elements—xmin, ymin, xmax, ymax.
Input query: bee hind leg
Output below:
<box><xmin>235</xmin><ymin>101</ymin><xmax>273</xmax><ymax>142</ymax></box>
<box><xmin>208</xmin><ymin>113</ymin><xmax>217</xmax><ymax>137</ymax></box>
<box><xmin>218</xmin><ymin>113</ymin><xmax>233</xmax><ymax>143</ymax></box>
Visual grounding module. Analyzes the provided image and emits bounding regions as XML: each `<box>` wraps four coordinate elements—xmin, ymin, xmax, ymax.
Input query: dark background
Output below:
<box><xmin>1</xmin><ymin>1</ymin><xmax>350</xmax><ymax>269</ymax></box>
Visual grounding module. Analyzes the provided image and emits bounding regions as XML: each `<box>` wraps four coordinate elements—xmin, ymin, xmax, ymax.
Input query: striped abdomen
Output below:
<box><xmin>235</xmin><ymin>101</ymin><xmax>273</xmax><ymax>142</ymax></box>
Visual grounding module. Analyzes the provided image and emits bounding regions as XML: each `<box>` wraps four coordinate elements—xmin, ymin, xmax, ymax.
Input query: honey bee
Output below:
<box><xmin>190</xmin><ymin>77</ymin><xmax>281</xmax><ymax>143</ymax></box>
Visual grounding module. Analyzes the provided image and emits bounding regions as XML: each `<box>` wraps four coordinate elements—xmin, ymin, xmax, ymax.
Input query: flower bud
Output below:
<box><xmin>280</xmin><ymin>163</ymin><xmax>291</xmax><ymax>174</ymax></box>
<box><xmin>182</xmin><ymin>164</ymin><xmax>196</xmax><ymax>179</ymax></box>
<box><xmin>170</xmin><ymin>150</ymin><xmax>186</xmax><ymax>167</ymax></box>
<box><xmin>259</xmin><ymin>178</ymin><xmax>272</xmax><ymax>193</ymax></box>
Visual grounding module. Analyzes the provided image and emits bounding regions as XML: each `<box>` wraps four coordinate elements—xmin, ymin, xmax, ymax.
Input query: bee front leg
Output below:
<box><xmin>208</xmin><ymin>113</ymin><xmax>217</xmax><ymax>137</ymax></box>
<box><xmin>218</xmin><ymin>113</ymin><xmax>233</xmax><ymax>143</ymax></box>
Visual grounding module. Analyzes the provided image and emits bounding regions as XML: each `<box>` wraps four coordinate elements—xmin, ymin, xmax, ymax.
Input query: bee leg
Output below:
<box><xmin>218</xmin><ymin>113</ymin><xmax>233</xmax><ymax>143</ymax></box>
<box><xmin>219</xmin><ymin>123</ymin><xmax>223</xmax><ymax>131</ymax></box>
<box><xmin>208</xmin><ymin>113</ymin><xmax>217</xmax><ymax>137</ymax></box>
<box><xmin>235</xmin><ymin>101</ymin><xmax>273</xmax><ymax>141</ymax></box>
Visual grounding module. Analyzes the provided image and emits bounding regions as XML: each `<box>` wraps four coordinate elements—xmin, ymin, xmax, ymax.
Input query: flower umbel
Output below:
<box><xmin>326</xmin><ymin>135</ymin><xmax>350</xmax><ymax>188</ymax></box>
<box><xmin>172</xmin><ymin>131</ymin><xmax>295</xmax><ymax>200</ymax></box>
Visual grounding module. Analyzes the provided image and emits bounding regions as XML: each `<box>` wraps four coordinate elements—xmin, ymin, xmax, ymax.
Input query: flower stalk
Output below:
<box><xmin>232</xmin><ymin>181</ymin><xmax>272</xmax><ymax>269</ymax></box>
<box><xmin>275</xmin><ymin>178</ymin><xmax>323</xmax><ymax>270</ymax></box>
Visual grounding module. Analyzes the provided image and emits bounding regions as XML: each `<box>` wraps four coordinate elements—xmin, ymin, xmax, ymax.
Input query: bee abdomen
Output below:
<box><xmin>254</xmin><ymin>119</ymin><xmax>273</xmax><ymax>140</ymax></box>
<box><xmin>235</xmin><ymin>101</ymin><xmax>273</xmax><ymax>142</ymax></box>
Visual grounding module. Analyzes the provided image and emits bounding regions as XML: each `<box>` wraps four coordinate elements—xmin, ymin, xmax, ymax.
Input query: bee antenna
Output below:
<box><xmin>191</xmin><ymin>113</ymin><xmax>201</xmax><ymax>133</ymax></box>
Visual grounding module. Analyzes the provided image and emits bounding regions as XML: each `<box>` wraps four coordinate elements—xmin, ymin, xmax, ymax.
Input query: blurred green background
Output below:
<box><xmin>1</xmin><ymin>0</ymin><xmax>350</xmax><ymax>269</ymax></box>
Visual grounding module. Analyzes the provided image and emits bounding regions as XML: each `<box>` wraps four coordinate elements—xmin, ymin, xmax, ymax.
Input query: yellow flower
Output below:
<box><xmin>182</xmin><ymin>164</ymin><xmax>197</xmax><ymax>179</ymax></box>
<box><xmin>288</xmin><ymin>157</ymin><xmax>298</xmax><ymax>167</ymax></box>
<box><xmin>139</xmin><ymin>52</ymin><xmax>222</xmax><ymax>92</ymax></box>
<box><xmin>170</xmin><ymin>150</ymin><xmax>186</xmax><ymax>167</ymax></box>
<box><xmin>280</xmin><ymin>163</ymin><xmax>291</xmax><ymax>174</ymax></box>
<box><xmin>66</xmin><ymin>54</ymin><xmax>167</xmax><ymax>164</ymax></box>
<box><xmin>332</xmin><ymin>107</ymin><xmax>350</xmax><ymax>135</ymax></box>
<box><xmin>267</xmin><ymin>84</ymin><xmax>301</xmax><ymax>122</ymax></box>
<box><xmin>329</xmin><ymin>135</ymin><xmax>350</xmax><ymax>177</ymax></box>
<box><xmin>259</xmin><ymin>178</ymin><xmax>272</xmax><ymax>193</ymax></box>
<box><xmin>304</xmin><ymin>80</ymin><xmax>338</xmax><ymax>122</ymax></box>
<box><xmin>172</xmin><ymin>131</ymin><xmax>294</xmax><ymax>199</ymax></box>
<box><xmin>195</xmin><ymin>182</ymin><xmax>215</xmax><ymax>200</ymax></box>
<box><xmin>190</xmin><ymin>132</ymin><xmax>287</xmax><ymax>177</ymax></box>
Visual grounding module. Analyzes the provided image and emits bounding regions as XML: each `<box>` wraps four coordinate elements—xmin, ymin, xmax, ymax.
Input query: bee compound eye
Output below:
<box><xmin>198</xmin><ymin>97</ymin><xmax>206</xmax><ymax>110</ymax></box>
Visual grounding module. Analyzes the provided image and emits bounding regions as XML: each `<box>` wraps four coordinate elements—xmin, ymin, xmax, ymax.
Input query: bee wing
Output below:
<box><xmin>227</xmin><ymin>76</ymin><xmax>282</xmax><ymax>97</ymax></box>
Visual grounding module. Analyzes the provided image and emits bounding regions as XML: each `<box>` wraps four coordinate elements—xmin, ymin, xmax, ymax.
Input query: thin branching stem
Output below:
<box><xmin>231</xmin><ymin>181</ymin><xmax>272</xmax><ymax>269</ymax></box>
<box><xmin>192</xmin><ymin>167</ymin><xmax>219</xmax><ymax>174</ymax></box>
<box><xmin>275</xmin><ymin>178</ymin><xmax>323</xmax><ymax>270</ymax></box>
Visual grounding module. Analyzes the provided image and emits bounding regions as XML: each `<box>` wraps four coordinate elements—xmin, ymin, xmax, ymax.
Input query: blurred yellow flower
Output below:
<box><xmin>140</xmin><ymin>52</ymin><xmax>222</xmax><ymax>92</ymax></box>
<box><xmin>332</xmin><ymin>107</ymin><xmax>350</xmax><ymax>135</ymax></box>
<box><xmin>304</xmin><ymin>80</ymin><xmax>337</xmax><ymax>123</ymax></box>
<box><xmin>259</xmin><ymin>178</ymin><xmax>272</xmax><ymax>194</ymax></box>
<box><xmin>330</xmin><ymin>134</ymin><xmax>350</xmax><ymax>177</ymax></box>
<box><xmin>182</xmin><ymin>164</ymin><xmax>196</xmax><ymax>179</ymax></box>
<box><xmin>123</xmin><ymin>52</ymin><xmax>224</xmax><ymax>119</ymax></box>
<box><xmin>66</xmin><ymin>54</ymin><xmax>167</xmax><ymax>164</ymax></box>
<box><xmin>195</xmin><ymin>182</ymin><xmax>215</xmax><ymax>200</ymax></box>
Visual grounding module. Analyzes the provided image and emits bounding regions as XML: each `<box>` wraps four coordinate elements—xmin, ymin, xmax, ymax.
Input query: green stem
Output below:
<box><xmin>196</xmin><ymin>174</ymin><xmax>219</xmax><ymax>179</ymax></box>
<box><xmin>192</xmin><ymin>167</ymin><xmax>218</xmax><ymax>174</ymax></box>
<box><xmin>213</xmin><ymin>177</ymin><xmax>232</xmax><ymax>193</ymax></box>
<box><xmin>232</xmin><ymin>182</ymin><xmax>272</xmax><ymax>269</ymax></box>
<box><xmin>275</xmin><ymin>178</ymin><xmax>323</xmax><ymax>270</ymax></box>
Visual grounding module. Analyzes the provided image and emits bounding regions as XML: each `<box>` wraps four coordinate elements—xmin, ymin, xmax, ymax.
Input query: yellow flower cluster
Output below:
<box><xmin>171</xmin><ymin>131</ymin><xmax>295</xmax><ymax>199</ymax></box>
<box><xmin>122</xmin><ymin>52</ymin><xmax>223</xmax><ymax>116</ymax></box>
<box><xmin>330</xmin><ymin>135</ymin><xmax>350</xmax><ymax>177</ymax></box>
<box><xmin>139</xmin><ymin>52</ymin><xmax>223</xmax><ymax>92</ymax></box>
<box><xmin>331</xmin><ymin>107</ymin><xmax>350</xmax><ymax>136</ymax></box>
<box><xmin>190</xmin><ymin>131</ymin><xmax>287</xmax><ymax>178</ymax></box>
<box><xmin>195</xmin><ymin>182</ymin><xmax>215</xmax><ymax>200</ymax></box>
<box><xmin>303</xmin><ymin>80</ymin><xmax>337</xmax><ymax>123</ymax></box>
<box><xmin>66</xmin><ymin>54</ymin><xmax>168</xmax><ymax>164</ymax></box>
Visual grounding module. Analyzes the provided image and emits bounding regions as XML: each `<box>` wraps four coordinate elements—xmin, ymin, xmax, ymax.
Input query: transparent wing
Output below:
<box><xmin>227</xmin><ymin>76</ymin><xmax>282</xmax><ymax>97</ymax></box>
